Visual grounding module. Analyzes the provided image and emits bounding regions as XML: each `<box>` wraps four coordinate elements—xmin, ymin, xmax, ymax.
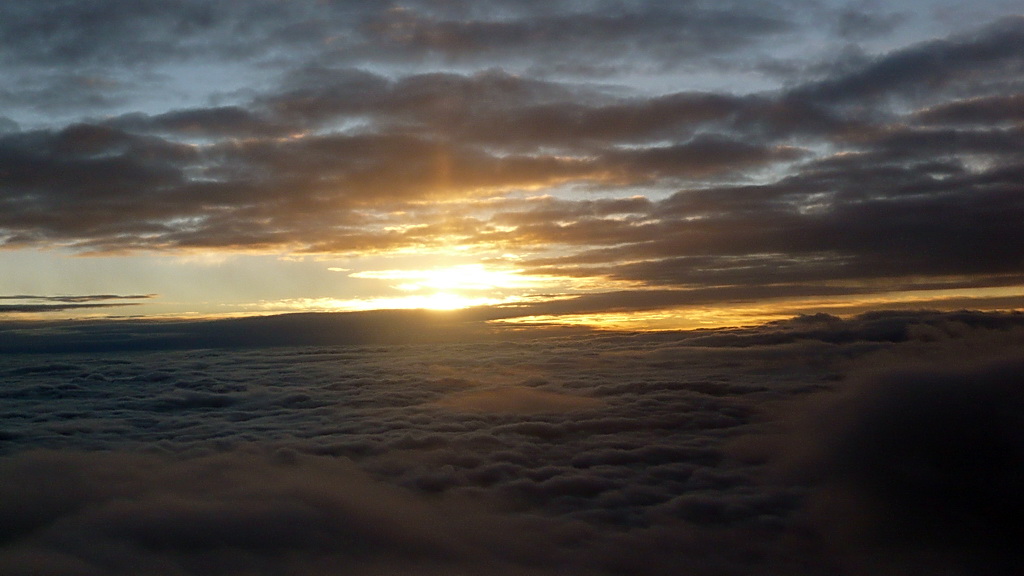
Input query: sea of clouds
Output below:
<box><xmin>2</xmin><ymin>310</ymin><xmax>1023</xmax><ymax>575</ymax></box>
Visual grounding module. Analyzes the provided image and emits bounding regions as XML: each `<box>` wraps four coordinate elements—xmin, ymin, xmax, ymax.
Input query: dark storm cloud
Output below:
<box><xmin>506</xmin><ymin>154</ymin><xmax>1024</xmax><ymax>297</ymax></box>
<box><xmin>109</xmin><ymin>107</ymin><xmax>294</xmax><ymax>139</ymax></box>
<box><xmin>505</xmin><ymin>107</ymin><xmax>1024</xmax><ymax>296</ymax></box>
<box><xmin>455</xmin><ymin>92</ymin><xmax>748</xmax><ymax>149</ymax></box>
<box><xmin>601</xmin><ymin>136</ymin><xmax>807</xmax><ymax>180</ymax></box>
<box><xmin>252</xmin><ymin>67</ymin><xmax>754</xmax><ymax>155</ymax></box>
<box><xmin>0</xmin><ymin>99</ymin><xmax>797</xmax><ymax>253</ymax></box>
<box><xmin>0</xmin><ymin>121</ymin><xmax>600</xmax><ymax>251</ymax></box>
<box><xmin>0</xmin><ymin>124</ymin><xmax>195</xmax><ymax>248</ymax></box>
<box><xmin>795</xmin><ymin>16</ymin><xmax>1024</xmax><ymax>105</ymax></box>
<box><xmin>913</xmin><ymin>93</ymin><xmax>1024</xmax><ymax>126</ymax></box>
<box><xmin>259</xmin><ymin>68</ymin><xmax>601</xmax><ymax>137</ymax></box>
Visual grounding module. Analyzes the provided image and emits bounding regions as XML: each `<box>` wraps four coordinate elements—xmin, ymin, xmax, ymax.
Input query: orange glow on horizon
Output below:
<box><xmin>492</xmin><ymin>285</ymin><xmax>1024</xmax><ymax>331</ymax></box>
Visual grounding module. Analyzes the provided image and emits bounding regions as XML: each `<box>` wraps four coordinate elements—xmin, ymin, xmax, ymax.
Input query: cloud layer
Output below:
<box><xmin>3</xmin><ymin>310</ymin><xmax>1024</xmax><ymax>574</ymax></box>
<box><xmin>777</xmin><ymin>355</ymin><xmax>1024</xmax><ymax>574</ymax></box>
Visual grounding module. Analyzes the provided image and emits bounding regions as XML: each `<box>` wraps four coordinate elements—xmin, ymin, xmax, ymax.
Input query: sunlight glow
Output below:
<box><xmin>257</xmin><ymin>293</ymin><xmax>517</xmax><ymax>312</ymax></box>
<box><xmin>350</xmin><ymin>264</ymin><xmax>549</xmax><ymax>292</ymax></box>
<box><xmin>325</xmin><ymin>263</ymin><xmax>562</xmax><ymax>310</ymax></box>
<box><xmin>493</xmin><ymin>285</ymin><xmax>1024</xmax><ymax>331</ymax></box>
<box><xmin>339</xmin><ymin>292</ymin><xmax>511</xmax><ymax>311</ymax></box>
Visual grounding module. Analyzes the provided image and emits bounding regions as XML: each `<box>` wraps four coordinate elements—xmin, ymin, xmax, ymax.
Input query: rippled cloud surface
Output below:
<box><xmin>3</xmin><ymin>310</ymin><xmax>1024</xmax><ymax>575</ymax></box>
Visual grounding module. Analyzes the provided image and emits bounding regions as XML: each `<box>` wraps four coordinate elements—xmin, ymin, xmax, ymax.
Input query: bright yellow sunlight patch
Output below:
<box><xmin>350</xmin><ymin>264</ymin><xmax>546</xmax><ymax>292</ymax></box>
<box><xmin>339</xmin><ymin>292</ymin><xmax>510</xmax><ymax>311</ymax></box>
<box><xmin>255</xmin><ymin>293</ymin><xmax>512</xmax><ymax>313</ymax></box>
<box><xmin>253</xmin><ymin>264</ymin><xmax>560</xmax><ymax>312</ymax></box>
<box><xmin>316</xmin><ymin>263</ymin><xmax>554</xmax><ymax>310</ymax></box>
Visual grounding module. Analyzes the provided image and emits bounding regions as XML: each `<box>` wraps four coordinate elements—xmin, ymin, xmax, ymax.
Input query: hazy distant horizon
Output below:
<box><xmin>2</xmin><ymin>305</ymin><xmax>1021</xmax><ymax>353</ymax></box>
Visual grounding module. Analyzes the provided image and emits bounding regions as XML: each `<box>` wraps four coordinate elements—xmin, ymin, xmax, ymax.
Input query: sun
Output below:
<box><xmin>335</xmin><ymin>264</ymin><xmax>552</xmax><ymax>311</ymax></box>
<box><xmin>379</xmin><ymin>264</ymin><xmax>543</xmax><ymax>292</ymax></box>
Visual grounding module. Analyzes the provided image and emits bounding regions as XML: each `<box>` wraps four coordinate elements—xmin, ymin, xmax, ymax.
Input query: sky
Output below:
<box><xmin>1</xmin><ymin>0</ymin><xmax>1023</xmax><ymax>328</ymax></box>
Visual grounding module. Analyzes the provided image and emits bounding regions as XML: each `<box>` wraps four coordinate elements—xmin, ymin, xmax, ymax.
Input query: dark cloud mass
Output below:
<box><xmin>2</xmin><ymin>310</ymin><xmax>1024</xmax><ymax>574</ymax></box>
<box><xmin>776</xmin><ymin>354</ymin><xmax>1024</xmax><ymax>574</ymax></box>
